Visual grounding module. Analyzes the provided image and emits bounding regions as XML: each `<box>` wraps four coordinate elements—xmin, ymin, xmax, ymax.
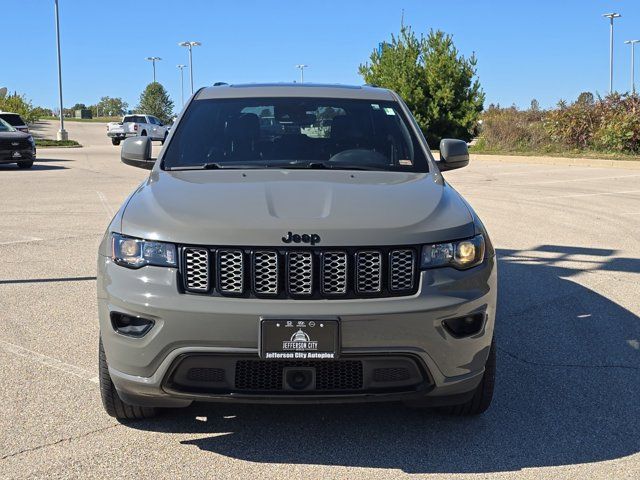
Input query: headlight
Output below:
<box><xmin>27</xmin><ymin>135</ymin><xmax>35</xmax><ymax>146</ymax></box>
<box><xmin>111</xmin><ymin>233</ymin><xmax>177</xmax><ymax>269</ymax></box>
<box><xmin>420</xmin><ymin>234</ymin><xmax>485</xmax><ymax>270</ymax></box>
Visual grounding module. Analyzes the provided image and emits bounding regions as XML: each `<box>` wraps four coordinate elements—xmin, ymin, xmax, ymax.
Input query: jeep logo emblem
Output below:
<box><xmin>282</xmin><ymin>231</ymin><xmax>321</xmax><ymax>245</ymax></box>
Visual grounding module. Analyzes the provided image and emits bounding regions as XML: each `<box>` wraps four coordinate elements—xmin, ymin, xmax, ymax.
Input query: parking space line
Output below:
<box><xmin>0</xmin><ymin>339</ymin><xmax>98</xmax><ymax>384</ymax></box>
<box><xmin>96</xmin><ymin>191</ymin><xmax>114</xmax><ymax>220</ymax></box>
<box><xmin>540</xmin><ymin>189</ymin><xmax>640</xmax><ymax>199</ymax></box>
<box><xmin>0</xmin><ymin>236</ymin><xmax>43</xmax><ymax>246</ymax></box>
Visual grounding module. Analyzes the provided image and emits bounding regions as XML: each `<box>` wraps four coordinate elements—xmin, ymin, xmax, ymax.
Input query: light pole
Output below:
<box><xmin>146</xmin><ymin>56</ymin><xmax>161</xmax><ymax>83</ymax></box>
<box><xmin>625</xmin><ymin>40</ymin><xmax>640</xmax><ymax>93</ymax></box>
<box><xmin>177</xmin><ymin>64</ymin><xmax>187</xmax><ymax>106</ymax></box>
<box><xmin>178</xmin><ymin>41</ymin><xmax>201</xmax><ymax>95</ymax></box>
<box><xmin>295</xmin><ymin>64</ymin><xmax>308</xmax><ymax>84</ymax></box>
<box><xmin>603</xmin><ymin>12</ymin><xmax>622</xmax><ymax>94</ymax></box>
<box><xmin>54</xmin><ymin>0</ymin><xmax>67</xmax><ymax>140</ymax></box>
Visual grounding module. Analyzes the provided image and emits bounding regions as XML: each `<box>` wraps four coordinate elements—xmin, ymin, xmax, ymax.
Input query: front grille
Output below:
<box><xmin>373</xmin><ymin>367</ymin><xmax>411</xmax><ymax>382</ymax></box>
<box><xmin>389</xmin><ymin>249</ymin><xmax>416</xmax><ymax>291</ymax></box>
<box><xmin>217</xmin><ymin>250</ymin><xmax>244</xmax><ymax>294</ymax></box>
<box><xmin>253</xmin><ymin>251</ymin><xmax>279</xmax><ymax>295</ymax></box>
<box><xmin>235</xmin><ymin>360</ymin><xmax>363</xmax><ymax>391</ymax></box>
<box><xmin>181</xmin><ymin>246</ymin><xmax>418</xmax><ymax>299</ymax></box>
<box><xmin>321</xmin><ymin>252</ymin><xmax>348</xmax><ymax>294</ymax></box>
<box><xmin>287</xmin><ymin>251</ymin><xmax>313</xmax><ymax>295</ymax></box>
<box><xmin>356</xmin><ymin>251</ymin><xmax>382</xmax><ymax>293</ymax></box>
<box><xmin>184</xmin><ymin>248</ymin><xmax>209</xmax><ymax>292</ymax></box>
<box><xmin>186</xmin><ymin>367</ymin><xmax>225</xmax><ymax>383</ymax></box>
<box><xmin>0</xmin><ymin>139</ymin><xmax>31</xmax><ymax>150</ymax></box>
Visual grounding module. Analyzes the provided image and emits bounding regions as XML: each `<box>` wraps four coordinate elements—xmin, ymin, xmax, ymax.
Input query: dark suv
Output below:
<box><xmin>0</xmin><ymin>118</ymin><xmax>36</xmax><ymax>169</ymax></box>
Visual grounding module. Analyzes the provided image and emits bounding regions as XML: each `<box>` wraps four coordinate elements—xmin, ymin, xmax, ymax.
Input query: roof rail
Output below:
<box><xmin>213</xmin><ymin>82</ymin><xmax>228</xmax><ymax>86</ymax></box>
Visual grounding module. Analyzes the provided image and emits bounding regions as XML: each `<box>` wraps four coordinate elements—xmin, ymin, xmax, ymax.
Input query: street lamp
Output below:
<box><xmin>624</xmin><ymin>40</ymin><xmax>640</xmax><ymax>93</ymax></box>
<box><xmin>54</xmin><ymin>0</ymin><xmax>67</xmax><ymax>140</ymax></box>
<box><xmin>603</xmin><ymin>12</ymin><xmax>622</xmax><ymax>94</ymax></box>
<box><xmin>295</xmin><ymin>64</ymin><xmax>308</xmax><ymax>84</ymax></box>
<box><xmin>146</xmin><ymin>56</ymin><xmax>162</xmax><ymax>83</ymax></box>
<box><xmin>177</xmin><ymin>64</ymin><xmax>187</xmax><ymax>106</ymax></box>
<box><xmin>178</xmin><ymin>41</ymin><xmax>201</xmax><ymax>95</ymax></box>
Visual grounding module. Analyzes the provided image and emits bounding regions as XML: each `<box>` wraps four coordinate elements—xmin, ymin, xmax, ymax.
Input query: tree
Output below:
<box><xmin>136</xmin><ymin>82</ymin><xmax>173</xmax><ymax>123</ymax></box>
<box><xmin>529</xmin><ymin>99</ymin><xmax>540</xmax><ymax>112</ymax></box>
<box><xmin>71</xmin><ymin>103</ymin><xmax>87</xmax><ymax>111</ymax></box>
<box><xmin>359</xmin><ymin>26</ymin><xmax>485</xmax><ymax>146</ymax></box>
<box><xmin>95</xmin><ymin>96</ymin><xmax>128</xmax><ymax>117</ymax></box>
<box><xmin>0</xmin><ymin>92</ymin><xmax>40</xmax><ymax>123</ymax></box>
<box><xmin>576</xmin><ymin>92</ymin><xmax>595</xmax><ymax>106</ymax></box>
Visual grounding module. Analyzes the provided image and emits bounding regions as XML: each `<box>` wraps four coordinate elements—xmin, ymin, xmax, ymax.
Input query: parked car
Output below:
<box><xmin>0</xmin><ymin>117</ymin><xmax>36</xmax><ymax>169</ymax></box>
<box><xmin>106</xmin><ymin>114</ymin><xmax>168</xmax><ymax>145</ymax></box>
<box><xmin>0</xmin><ymin>112</ymin><xmax>29</xmax><ymax>133</ymax></box>
<box><xmin>98</xmin><ymin>83</ymin><xmax>496</xmax><ymax>420</ymax></box>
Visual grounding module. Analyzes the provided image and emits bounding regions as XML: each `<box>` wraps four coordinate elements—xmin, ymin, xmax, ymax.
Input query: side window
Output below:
<box><xmin>147</xmin><ymin>117</ymin><xmax>156</xmax><ymax>125</ymax></box>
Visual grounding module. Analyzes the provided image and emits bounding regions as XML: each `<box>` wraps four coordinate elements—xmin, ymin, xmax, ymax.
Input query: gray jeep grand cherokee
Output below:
<box><xmin>97</xmin><ymin>83</ymin><xmax>496</xmax><ymax>420</ymax></box>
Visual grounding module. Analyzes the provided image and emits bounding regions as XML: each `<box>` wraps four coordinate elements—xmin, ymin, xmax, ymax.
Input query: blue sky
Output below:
<box><xmin>3</xmin><ymin>1</ymin><xmax>640</xmax><ymax>111</ymax></box>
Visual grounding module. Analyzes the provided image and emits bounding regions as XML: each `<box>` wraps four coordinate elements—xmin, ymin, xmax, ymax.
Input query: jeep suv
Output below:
<box><xmin>97</xmin><ymin>83</ymin><xmax>496</xmax><ymax>420</ymax></box>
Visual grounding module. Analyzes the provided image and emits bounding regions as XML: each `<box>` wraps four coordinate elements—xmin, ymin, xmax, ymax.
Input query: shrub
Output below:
<box><xmin>478</xmin><ymin>92</ymin><xmax>640</xmax><ymax>155</ymax></box>
<box><xmin>477</xmin><ymin>103</ymin><xmax>551</xmax><ymax>152</ymax></box>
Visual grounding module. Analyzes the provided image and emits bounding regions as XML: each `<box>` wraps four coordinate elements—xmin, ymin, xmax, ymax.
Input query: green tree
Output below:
<box><xmin>359</xmin><ymin>27</ymin><xmax>485</xmax><ymax>146</ymax></box>
<box><xmin>95</xmin><ymin>96</ymin><xmax>128</xmax><ymax>117</ymax></box>
<box><xmin>0</xmin><ymin>92</ymin><xmax>40</xmax><ymax>123</ymax></box>
<box><xmin>136</xmin><ymin>82</ymin><xmax>173</xmax><ymax>123</ymax></box>
<box><xmin>576</xmin><ymin>91</ymin><xmax>595</xmax><ymax>106</ymax></box>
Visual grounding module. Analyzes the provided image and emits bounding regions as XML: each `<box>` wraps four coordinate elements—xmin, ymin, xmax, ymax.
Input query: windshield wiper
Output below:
<box><xmin>166</xmin><ymin>162</ymin><xmax>265</xmax><ymax>171</ymax></box>
<box><xmin>280</xmin><ymin>161</ymin><xmax>381</xmax><ymax>171</ymax></box>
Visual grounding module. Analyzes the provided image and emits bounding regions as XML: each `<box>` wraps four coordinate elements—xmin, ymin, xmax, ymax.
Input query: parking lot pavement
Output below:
<box><xmin>0</xmin><ymin>122</ymin><xmax>638</xmax><ymax>479</ymax></box>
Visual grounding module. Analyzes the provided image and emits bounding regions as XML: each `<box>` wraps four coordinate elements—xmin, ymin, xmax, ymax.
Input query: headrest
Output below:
<box><xmin>331</xmin><ymin>115</ymin><xmax>368</xmax><ymax>141</ymax></box>
<box><xmin>226</xmin><ymin>113</ymin><xmax>260</xmax><ymax>139</ymax></box>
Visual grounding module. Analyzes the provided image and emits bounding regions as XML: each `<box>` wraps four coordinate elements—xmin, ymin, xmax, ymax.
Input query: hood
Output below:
<box><xmin>0</xmin><ymin>131</ymin><xmax>30</xmax><ymax>141</ymax></box>
<box><xmin>120</xmin><ymin>169</ymin><xmax>474</xmax><ymax>246</ymax></box>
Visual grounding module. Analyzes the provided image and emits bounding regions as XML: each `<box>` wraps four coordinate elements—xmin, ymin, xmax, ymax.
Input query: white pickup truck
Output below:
<box><xmin>107</xmin><ymin>114</ymin><xmax>169</xmax><ymax>145</ymax></box>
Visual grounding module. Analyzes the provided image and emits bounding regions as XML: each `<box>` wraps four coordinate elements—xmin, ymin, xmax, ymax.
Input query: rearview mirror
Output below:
<box><xmin>438</xmin><ymin>139</ymin><xmax>469</xmax><ymax>171</ymax></box>
<box><xmin>121</xmin><ymin>137</ymin><xmax>154</xmax><ymax>170</ymax></box>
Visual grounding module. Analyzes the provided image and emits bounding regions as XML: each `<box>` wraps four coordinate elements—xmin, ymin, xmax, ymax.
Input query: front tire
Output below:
<box><xmin>439</xmin><ymin>339</ymin><xmax>496</xmax><ymax>416</ymax></box>
<box><xmin>161</xmin><ymin>132</ymin><xmax>168</xmax><ymax>145</ymax></box>
<box><xmin>111</xmin><ymin>138</ymin><xmax>121</xmax><ymax>146</ymax></box>
<box><xmin>99</xmin><ymin>337</ymin><xmax>157</xmax><ymax>420</ymax></box>
<box><xmin>17</xmin><ymin>161</ymin><xmax>34</xmax><ymax>169</ymax></box>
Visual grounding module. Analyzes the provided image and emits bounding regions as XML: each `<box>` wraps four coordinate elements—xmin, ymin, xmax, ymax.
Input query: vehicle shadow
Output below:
<box><xmin>0</xmin><ymin>163</ymin><xmax>67</xmax><ymax>171</ymax></box>
<box><xmin>128</xmin><ymin>245</ymin><xmax>640</xmax><ymax>474</ymax></box>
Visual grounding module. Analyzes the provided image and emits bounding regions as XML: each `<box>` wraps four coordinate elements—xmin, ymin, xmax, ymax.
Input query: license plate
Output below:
<box><xmin>12</xmin><ymin>152</ymin><xmax>21</xmax><ymax>158</ymax></box>
<box><xmin>260</xmin><ymin>319</ymin><xmax>339</xmax><ymax>360</ymax></box>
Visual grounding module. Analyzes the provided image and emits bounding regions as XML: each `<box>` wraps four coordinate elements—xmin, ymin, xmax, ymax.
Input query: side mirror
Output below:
<box><xmin>438</xmin><ymin>139</ymin><xmax>469</xmax><ymax>171</ymax></box>
<box><xmin>121</xmin><ymin>137</ymin><xmax>154</xmax><ymax>170</ymax></box>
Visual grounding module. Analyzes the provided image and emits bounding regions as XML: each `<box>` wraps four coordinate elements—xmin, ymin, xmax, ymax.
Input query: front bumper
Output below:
<box><xmin>0</xmin><ymin>149</ymin><xmax>35</xmax><ymax>163</ymax></box>
<box><xmin>98</xmin><ymin>254</ymin><xmax>496</xmax><ymax>407</ymax></box>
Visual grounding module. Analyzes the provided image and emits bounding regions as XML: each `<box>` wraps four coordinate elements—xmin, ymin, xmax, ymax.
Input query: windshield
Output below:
<box><xmin>123</xmin><ymin>115</ymin><xmax>146</xmax><ymax>123</ymax></box>
<box><xmin>0</xmin><ymin>118</ymin><xmax>16</xmax><ymax>132</ymax></box>
<box><xmin>0</xmin><ymin>114</ymin><xmax>25</xmax><ymax>127</ymax></box>
<box><xmin>162</xmin><ymin>97</ymin><xmax>428</xmax><ymax>171</ymax></box>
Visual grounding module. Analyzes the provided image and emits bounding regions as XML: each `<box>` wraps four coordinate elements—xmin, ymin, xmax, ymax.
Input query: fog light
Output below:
<box><xmin>110</xmin><ymin>312</ymin><xmax>154</xmax><ymax>337</ymax></box>
<box><xmin>442</xmin><ymin>313</ymin><xmax>485</xmax><ymax>338</ymax></box>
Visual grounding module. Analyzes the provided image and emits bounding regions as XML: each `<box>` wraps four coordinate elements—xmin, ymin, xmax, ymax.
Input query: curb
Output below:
<box><xmin>469</xmin><ymin>153</ymin><xmax>640</xmax><ymax>170</ymax></box>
